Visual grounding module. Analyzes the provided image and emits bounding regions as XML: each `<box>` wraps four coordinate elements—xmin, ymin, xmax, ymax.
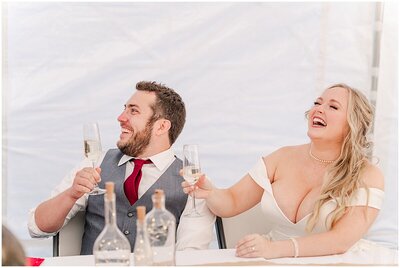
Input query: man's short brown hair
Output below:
<box><xmin>136</xmin><ymin>81</ymin><xmax>186</xmax><ymax>145</ymax></box>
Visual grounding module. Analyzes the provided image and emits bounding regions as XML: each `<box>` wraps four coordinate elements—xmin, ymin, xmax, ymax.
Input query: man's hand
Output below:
<box><xmin>69</xmin><ymin>167</ymin><xmax>102</xmax><ymax>199</ymax></box>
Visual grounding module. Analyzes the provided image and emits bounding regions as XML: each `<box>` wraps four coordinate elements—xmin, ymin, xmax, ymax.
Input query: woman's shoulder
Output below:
<box><xmin>263</xmin><ymin>144</ymin><xmax>307</xmax><ymax>160</ymax></box>
<box><xmin>361</xmin><ymin>161</ymin><xmax>384</xmax><ymax>190</ymax></box>
<box><xmin>261</xmin><ymin>144</ymin><xmax>307</xmax><ymax>177</ymax></box>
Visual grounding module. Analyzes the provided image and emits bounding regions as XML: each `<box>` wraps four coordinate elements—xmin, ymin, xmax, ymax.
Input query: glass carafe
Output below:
<box><xmin>146</xmin><ymin>189</ymin><xmax>176</xmax><ymax>265</ymax></box>
<box><xmin>134</xmin><ymin>206</ymin><xmax>153</xmax><ymax>265</ymax></box>
<box><xmin>93</xmin><ymin>182</ymin><xmax>131</xmax><ymax>266</ymax></box>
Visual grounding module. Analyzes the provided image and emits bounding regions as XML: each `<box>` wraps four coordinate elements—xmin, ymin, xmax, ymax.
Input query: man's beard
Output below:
<box><xmin>117</xmin><ymin>122</ymin><xmax>153</xmax><ymax>157</ymax></box>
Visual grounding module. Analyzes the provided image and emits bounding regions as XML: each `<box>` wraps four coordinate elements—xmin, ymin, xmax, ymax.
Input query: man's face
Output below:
<box><xmin>117</xmin><ymin>91</ymin><xmax>157</xmax><ymax>157</ymax></box>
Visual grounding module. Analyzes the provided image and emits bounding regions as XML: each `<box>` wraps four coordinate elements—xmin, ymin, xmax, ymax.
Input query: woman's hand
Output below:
<box><xmin>235</xmin><ymin>233</ymin><xmax>271</xmax><ymax>259</ymax></box>
<box><xmin>180</xmin><ymin>171</ymin><xmax>214</xmax><ymax>199</ymax></box>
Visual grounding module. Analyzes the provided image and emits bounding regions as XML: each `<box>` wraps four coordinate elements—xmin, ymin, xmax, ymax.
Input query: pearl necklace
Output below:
<box><xmin>309</xmin><ymin>149</ymin><xmax>335</xmax><ymax>164</ymax></box>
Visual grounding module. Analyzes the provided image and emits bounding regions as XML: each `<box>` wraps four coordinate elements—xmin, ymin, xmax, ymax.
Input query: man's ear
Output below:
<box><xmin>155</xmin><ymin>119</ymin><xmax>171</xmax><ymax>136</ymax></box>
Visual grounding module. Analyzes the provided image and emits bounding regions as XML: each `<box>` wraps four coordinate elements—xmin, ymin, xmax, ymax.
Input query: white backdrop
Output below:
<box><xmin>2</xmin><ymin>2</ymin><xmax>398</xmax><ymax>256</ymax></box>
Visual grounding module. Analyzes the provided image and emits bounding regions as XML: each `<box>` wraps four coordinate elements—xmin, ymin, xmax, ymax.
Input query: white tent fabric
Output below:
<box><xmin>366</xmin><ymin>1</ymin><xmax>398</xmax><ymax>248</ymax></box>
<box><xmin>2</xmin><ymin>2</ymin><xmax>397</xmax><ymax>256</ymax></box>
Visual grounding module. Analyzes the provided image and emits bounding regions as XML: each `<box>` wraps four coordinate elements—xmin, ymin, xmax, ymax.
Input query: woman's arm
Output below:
<box><xmin>181</xmin><ymin>149</ymin><xmax>282</xmax><ymax>218</ymax></box>
<box><xmin>207</xmin><ymin>174</ymin><xmax>264</xmax><ymax>217</ymax></box>
<box><xmin>236</xmin><ymin>205</ymin><xmax>380</xmax><ymax>259</ymax></box>
<box><xmin>182</xmin><ymin>173</ymin><xmax>264</xmax><ymax>218</ymax></box>
<box><xmin>236</xmin><ymin>163</ymin><xmax>384</xmax><ymax>259</ymax></box>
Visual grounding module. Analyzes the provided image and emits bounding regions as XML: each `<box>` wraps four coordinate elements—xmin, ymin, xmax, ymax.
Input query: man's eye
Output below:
<box><xmin>130</xmin><ymin>108</ymin><xmax>137</xmax><ymax>114</ymax></box>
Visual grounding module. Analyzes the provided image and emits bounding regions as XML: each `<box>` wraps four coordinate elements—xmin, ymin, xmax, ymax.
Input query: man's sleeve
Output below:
<box><xmin>27</xmin><ymin>158</ymin><xmax>92</xmax><ymax>238</ymax></box>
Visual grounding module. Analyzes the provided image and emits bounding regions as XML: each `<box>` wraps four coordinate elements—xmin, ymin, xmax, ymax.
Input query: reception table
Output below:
<box><xmin>42</xmin><ymin>248</ymin><xmax>397</xmax><ymax>266</ymax></box>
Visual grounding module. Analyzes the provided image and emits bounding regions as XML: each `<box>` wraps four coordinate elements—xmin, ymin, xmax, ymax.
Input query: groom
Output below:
<box><xmin>28</xmin><ymin>81</ymin><xmax>215</xmax><ymax>254</ymax></box>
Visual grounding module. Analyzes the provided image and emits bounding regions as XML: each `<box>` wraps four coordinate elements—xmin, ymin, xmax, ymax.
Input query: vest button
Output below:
<box><xmin>127</xmin><ymin>212</ymin><xmax>133</xmax><ymax>217</ymax></box>
<box><xmin>124</xmin><ymin>230</ymin><xmax>130</xmax><ymax>235</ymax></box>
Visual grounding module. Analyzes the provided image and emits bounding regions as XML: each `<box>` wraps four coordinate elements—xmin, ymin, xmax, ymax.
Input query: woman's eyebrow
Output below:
<box><xmin>329</xmin><ymin>99</ymin><xmax>343</xmax><ymax>108</ymax></box>
<box><xmin>316</xmin><ymin>97</ymin><xmax>343</xmax><ymax>108</ymax></box>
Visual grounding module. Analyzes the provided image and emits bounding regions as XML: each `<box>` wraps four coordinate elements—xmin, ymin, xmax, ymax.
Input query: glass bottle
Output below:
<box><xmin>93</xmin><ymin>182</ymin><xmax>131</xmax><ymax>266</ymax></box>
<box><xmin>145</xmin><ymin>189</ymin><xmax>176</xmax><ymax>266</ymax></box>
<box><xmin>134</xmin><ymin>206</ymin><xmax>153</xmax><ymax>266</ymax></box>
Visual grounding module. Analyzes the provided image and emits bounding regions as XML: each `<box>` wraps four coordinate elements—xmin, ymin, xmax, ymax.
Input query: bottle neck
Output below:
<box><xmin>136</xmin><ymin>218</ymin><xmax>146</xmax><ymax>232</ymax></box>
<box><xmin>104</xmin><ymin>194</ymin><xmax>117</xmax><ymax>227</ymax></box>
<box><xmin>153</xmin><ymin>196</ymin><xmax>166</xmax><ymax>210</ymax></box>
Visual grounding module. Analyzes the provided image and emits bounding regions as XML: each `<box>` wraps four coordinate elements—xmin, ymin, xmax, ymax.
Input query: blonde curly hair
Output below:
<box><xmin>306</xmin><ymin>83</ymin><xmax>374</xmax><ymax>232</ymax></box>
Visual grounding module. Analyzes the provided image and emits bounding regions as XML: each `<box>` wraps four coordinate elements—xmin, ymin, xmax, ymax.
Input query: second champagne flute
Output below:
<box><xmin>182</xmin><ymin>144</ymin><xmax>202</xmax><ymax>217</ymax></box>
<box><xmin>83</xmin><ymin>122</ymin><xmax>106</xmax><ymax>195</ymax></box>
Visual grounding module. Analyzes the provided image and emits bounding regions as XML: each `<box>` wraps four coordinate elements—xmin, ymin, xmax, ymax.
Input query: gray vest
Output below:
<box><xmin>80</xmin><ymin>149</ymin><xmax>187</xmax><ymax>255</ymax></box>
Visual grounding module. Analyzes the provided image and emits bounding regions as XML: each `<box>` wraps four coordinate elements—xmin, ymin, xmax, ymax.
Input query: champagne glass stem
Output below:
<box><xmin>192</xmin><ymin>187</ymin><xmax>196</xmax><ymax>212</ymax></box>
<box><xmin>92</xmin><ymin>161</ymin><xmax>100</xmax><ymax>188</ymax></box>
<box><xmin>92</xmin><ymin>161</ymin><xmax>96</xmax><ymax>185</ymax></box>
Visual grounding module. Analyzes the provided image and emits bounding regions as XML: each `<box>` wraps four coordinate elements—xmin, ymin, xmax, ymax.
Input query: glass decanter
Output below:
<box><xmin>145</xmin><ymin>189</ymin><xmax>176</xmax><ymax>265</ymax></box>
<box><xmin>134</xmin><ymin>206</ymin><xmax>153</xmax><ymax>266</ymax></box>
<box><xmin>93</xmin><ymin>182</ymin><xmax>131</xmax><ymax>266</ymax></box>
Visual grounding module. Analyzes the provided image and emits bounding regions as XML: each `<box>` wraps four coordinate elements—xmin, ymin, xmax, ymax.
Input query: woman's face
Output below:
<box><xmin>307</xmin><ymin>86</ymin><xmax>350</xmax><ymax>143</ymax></box>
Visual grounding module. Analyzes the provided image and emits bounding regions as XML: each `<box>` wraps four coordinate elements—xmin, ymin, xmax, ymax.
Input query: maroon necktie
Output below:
<box><xmin>124</xmin><ymin>159</ymin><xmax>152</xmax><ymax>205</ymax></box>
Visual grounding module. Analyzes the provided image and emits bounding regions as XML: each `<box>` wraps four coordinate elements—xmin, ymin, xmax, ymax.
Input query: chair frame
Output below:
<box><xmin>52</xmin><ymin>211</ymin><xmax>86</xmax><ymax>257</ymax></box>
<box><xmin>215</xmin><ymin>216</ymin><xmax>227</xmax><ymax>249</ymax></box>
<box><xmin>214</xmin><ymin>203</ymin><xmax>270</xmax><ymax>249</ymax></box>
<box><xmin>53</xmin><ymin>233</ymin><xmax>61</xmax><ymax>257</ymax></box>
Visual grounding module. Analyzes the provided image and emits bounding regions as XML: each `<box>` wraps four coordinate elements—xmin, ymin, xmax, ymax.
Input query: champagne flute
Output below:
<box><xmin>182</xmin><ymin>144</ymin><xmax>202</xmax><ymax>217</ymax></box>
<box><xmin>83</xmin><ymin>122</ymin><xmax>106</xmax><ymax>195</ymax></box>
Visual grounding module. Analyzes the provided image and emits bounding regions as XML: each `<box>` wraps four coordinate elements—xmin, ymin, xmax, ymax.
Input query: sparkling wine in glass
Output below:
<box><xmin>182</xmin><ymin>144</ymin><xmax>202</xmax><ymax>217</ymax></box>
<box><xmin>83</xmin><ymin>122</ymin><xmax>106</xmax><ymax>195</ymax></box>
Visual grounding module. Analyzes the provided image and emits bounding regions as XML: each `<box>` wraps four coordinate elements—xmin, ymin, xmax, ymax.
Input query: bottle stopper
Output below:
<box><xmin>137</xmin><ymin>206</ymin><xmax>146</xmax><ymax>220</ymax></box>
<box><xmin>105</xmin><ymin>182</ymin><xmax>114</xmax><ymax>200</ymax></box>
<box><xmin>154</xmin><ymin>189</ymin><xmax>165</xmax><ymax>208</ymax></box>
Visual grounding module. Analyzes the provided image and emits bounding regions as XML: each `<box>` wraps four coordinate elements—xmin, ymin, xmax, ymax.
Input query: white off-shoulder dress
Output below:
<box><xmin>248</xmin><ymin>158</ymin><xmax>396</xmax><ymax>259</ymax></box>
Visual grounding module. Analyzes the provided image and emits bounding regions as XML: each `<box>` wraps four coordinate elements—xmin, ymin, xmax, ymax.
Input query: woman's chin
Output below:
<box><xmin>307</xmin><ymin>130</ymin><xmax>323</xmax><ymax>140</ymax></box>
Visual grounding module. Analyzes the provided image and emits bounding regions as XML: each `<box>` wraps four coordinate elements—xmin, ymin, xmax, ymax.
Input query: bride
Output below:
<box><xmin>182</xmin><ymin>83</ymin><xmax>392</xmax><ymax>259</ymax></box>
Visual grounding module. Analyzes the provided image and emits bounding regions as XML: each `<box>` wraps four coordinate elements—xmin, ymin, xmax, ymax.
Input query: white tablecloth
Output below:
<box><xmin>42</xmin><ymin>248</ymin><xmax>398</xmax><ymax>266</ymax></box>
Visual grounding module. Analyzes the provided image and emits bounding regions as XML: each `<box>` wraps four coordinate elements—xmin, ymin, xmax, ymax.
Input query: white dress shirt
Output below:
<box><xmin>28</xmin><ymin>148</ymin><xmax>216</xmax><ymax>250</ymax></box>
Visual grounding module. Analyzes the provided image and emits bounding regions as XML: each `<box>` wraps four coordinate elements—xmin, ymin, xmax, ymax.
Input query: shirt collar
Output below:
<box><xmin>118</xmin><ymin>147</ymin><xmax>176</xmax><ymax>171</ymax></box>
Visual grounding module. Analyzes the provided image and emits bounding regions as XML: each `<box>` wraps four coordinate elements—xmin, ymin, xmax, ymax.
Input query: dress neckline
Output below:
<box><xmin>251</xmin><ymin>158</ymin><xmax>384</xmax><ymax>226</ymax></box>
<box><xmin>266</xmin><ymin>185</ymin><xmax>312</xmax><ymax>225</ymax></box>
<box><xmin>256</xmin><ymin>158</ymin><xmax>313</xmax><ymax>225</ymax></box>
